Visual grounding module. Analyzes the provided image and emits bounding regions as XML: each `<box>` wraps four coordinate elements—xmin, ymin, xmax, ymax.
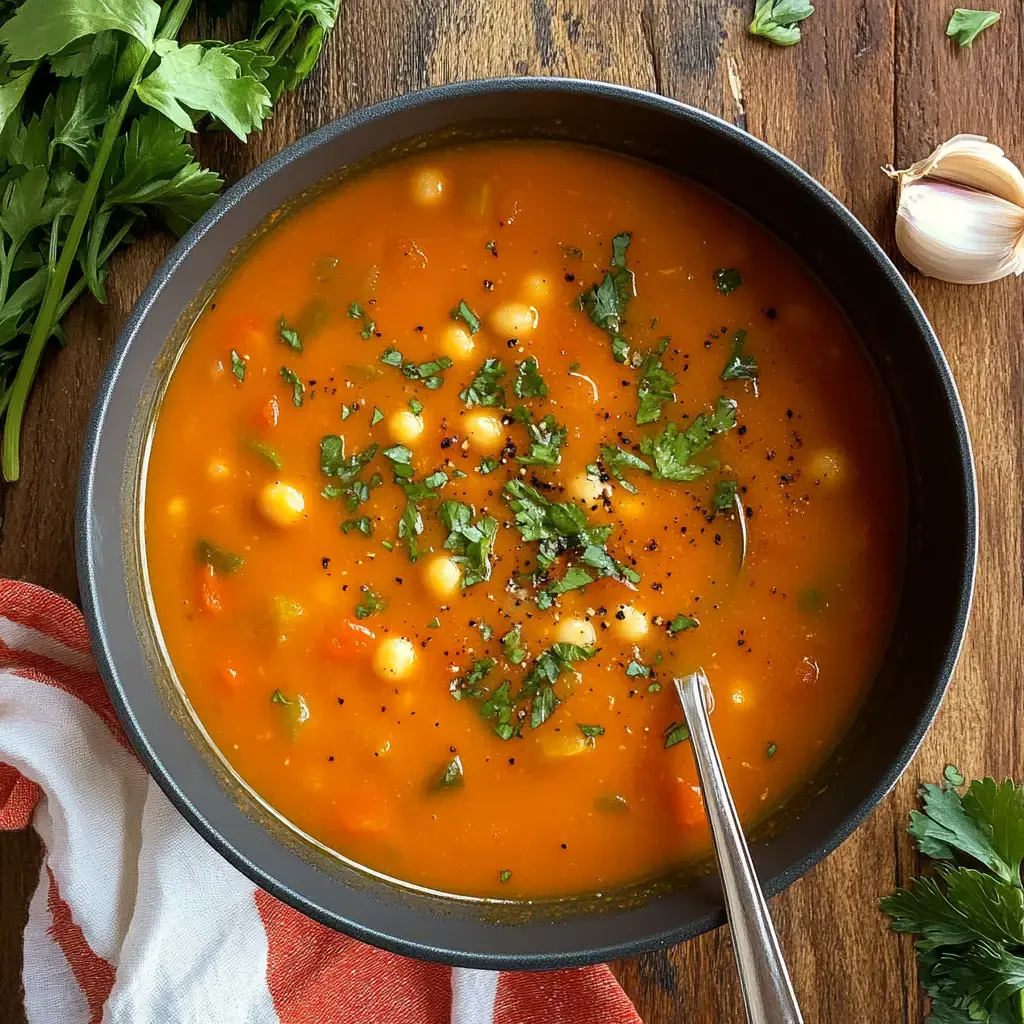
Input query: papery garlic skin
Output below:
<box><xmin>896</xmin><ymin>180</ymin><xmax>1024</xmax><ymax>285</ymax></box>
<box><xmin>886</xmin><ymin>134</ymin><xmax>1024</xmax><ymax>284</ymax></box>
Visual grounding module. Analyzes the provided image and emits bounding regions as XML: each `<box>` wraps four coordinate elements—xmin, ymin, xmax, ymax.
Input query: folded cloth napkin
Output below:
<box><xmin>0</xmin><ymin>581</ymin><xmax>643</xmax><ymax>1024</ymax></box>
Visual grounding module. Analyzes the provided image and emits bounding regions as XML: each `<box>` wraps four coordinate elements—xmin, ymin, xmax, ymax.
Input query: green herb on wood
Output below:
<box><xmin>750</xmin><ymin>0</ymin><xmax>815</xmax><ymax>46</ymax></box>
<box><xmin>946</xmin><ymin>8</ymin><xmax>1000</xmax><ymax>46</ymax></box>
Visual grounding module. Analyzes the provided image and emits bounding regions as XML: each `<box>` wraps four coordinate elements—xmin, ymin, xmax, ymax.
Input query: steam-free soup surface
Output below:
<box><xmin>146</xmin><ymin>142</ymin><xmax>903</xmax><ymax>898</ymax></box>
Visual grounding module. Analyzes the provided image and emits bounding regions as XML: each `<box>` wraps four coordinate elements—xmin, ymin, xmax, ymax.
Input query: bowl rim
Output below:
<box><xmin>76</xmin><ymin>75</ymin><xmax>978</xmax><ymax>968</ymax></box>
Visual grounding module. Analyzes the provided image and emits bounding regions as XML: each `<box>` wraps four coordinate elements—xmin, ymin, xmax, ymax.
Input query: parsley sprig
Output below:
<box><xmin>0</xmin><ymin>0</ymin><xmax>340</xmax><ymax>481</ymax></box>
<box><xmin>580</xmin><ymin>231</ymin><xmax>634</xmax><ymax>363</ymax></box>
<box><xmin>881</xmin><ymin>771</ymin><xmax>1024</xmax><ymax>1023</ymax></box>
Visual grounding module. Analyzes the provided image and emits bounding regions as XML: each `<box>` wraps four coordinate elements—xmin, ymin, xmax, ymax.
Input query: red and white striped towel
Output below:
<box><xmin>0</xmin><ymin>581</ymin><xmax>643</xmax><ymax>1023</ymax></box>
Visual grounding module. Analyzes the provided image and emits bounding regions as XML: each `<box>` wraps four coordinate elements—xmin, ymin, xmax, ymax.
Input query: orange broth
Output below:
<box><xmin>144</xmin><ymin>141</ymin><xmax>904</xmax><ymax>898</ymax></box>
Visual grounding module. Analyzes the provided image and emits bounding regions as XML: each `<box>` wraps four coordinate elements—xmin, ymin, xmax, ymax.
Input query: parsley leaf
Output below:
<box><xmin>460</xmin><ymin>358</ymin><xmax>506</xmax><ymax>407</ymax></box>
<box><xmin>450</xmin><ymin>299</ymin><xmax>481</xmax><ymax>334</ymax></box>
<box><xmin>514</xmin><ymin>405</ymin><xmax>567</xmax><ymax>467</ymax></box>
<box><xmin>379</xmin><ymin>346</ymin><xmax>453</xmax><ymax>389</ymax></box>
<box><xmin>750</xmin><ymin>0</ymin><xmax>815</xmax><ymax>45</ymax></box>
<box><xmin>347</xmin><ymin>300</ymin><xmax>375</xmax><ymax>339</ymax></box>
<box><xmin>946</xmin><ymin>8</ymin><xmax>1000</xmax><ymax>47</ymax></box>
<box><xmin>713</xmin><ymin>268</ymin><xmax>743</xmax><ymax>295</ymax></box>
<box><xmin>277</xmin><ymin>317</ymin><xmax>302</xmax><ymax>351</ymax></box>
<box><xmin>319</xmin><ymin>436</ymin><xmax>380</xmax><ymax>510</ymax></box>
<box><xmin>502</xmin><ymin>625</ymin><xmax>528</xmax><ymax>666</ymax></box>
<box><xmin>600</xmin><ymin>445</ymin><xmax>651</xmax><ymax>494</ymax></box>
<box><xmin>640</xmin><ymin>397</ymin><xmax>738</xmax><ymax>481</ymax></box>
<box><xmin>438</xmin><ymin>500</ymin><xmax>498</xmax><ymax>587</ymax></box>
<box><xmin>230</xmin><ymin>349</ymin><xmax>246</xmax><ymax>381</ymax></box>
<box><xmin>397</xmin><ymin>501</ymin><xmax>424</xmax><ymax>562</ymax></box>
<box><xmin>340</xmin><ymin>516</ymin><xmax>373</xmax><ymax>536</ymax></box>
<box><xmin>480</xmin><ymin>680</ymin><xmax>518</xmax><ymax>739</ymax></box>
<box><xmin>668</xmin><ymin>613</ymin><xmax>699</xmax><ymax>634</ymax></box>
<box><xmin>664</xmin><ymin>721</ymin><xmax>690</xmax><ymax>748</ymax></box>
<box><xmin>499</xmin><ymin>869</ymin><xmax>512</xmax><ymax>883</ymax></box>
<box><xmin>279</xmin><ymin>366</ymin><xmax>304</xmax><ymax>407</ymax></box>
<box><xmin>433</xmin><ymin>755</ymin><xmax>464</xmax><ymax>790</ymax></box>
<box><xmin>713</xmin><ymin>478</ymin><xmax>738</xmax><ymax>512</ymax></box>
<box><xmin>243</xmin><ymin>438</ymin><xmax>282</xmax><ymax>469</ymax></box>
<box><xmin>195</xmin><ymin>538</ymin><xmax>244</xmax><ymax>575</ymax></box>
<box><xmin>355</xmin><ymin>586</ymin><xmax>386</xmax><ymax>619</ymax></box>
<box><xmin>722</xmin><ymin>329</ymin><xmax>759</xmax><ymax>381</ymax></box>
<box><xmin>636</xmin><ymin>337</ymin><xmax>676</xmax><ymax>425</ymax></box>
<box><xmin>450</xmin><ymin>657</ymin><xmax>496</xmax><ymax>701</ymax></box>
<box><xmin>580</xmin><ymin>231</ymin><xmax>634</xmax><ymax>363</ymax></box>
<box><xmin>578</xmin><ymin>723</ymin><xmax>605</xmax><ymax>746</ymax></box>
<box><xmin>513</xmin><ymin>356</ymin><xmax>548</xmax><ymax>398</ymax></box>
<box><xmin>518</xmin><ymin>642</ymin><xmax>596</xmax><ymax>729</ymax></box>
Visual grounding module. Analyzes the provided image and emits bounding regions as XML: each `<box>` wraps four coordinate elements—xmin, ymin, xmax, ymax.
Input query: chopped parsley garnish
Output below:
<box><xmin>639</xmin><ymin>397</ymin><xmax>738</xmax><ymax>481</ymax></box>
<box><xmin>478</xmin><ymin>622</ymin><xmax>494</xmax><ymax>641</ymax></box>
<box><xmin>750</xmin><ymin>0</ymin><xmax>814</xmax><ymax>46</ymax></box>
<box><xmin>319</xmin><ymin>436</ymin><xmax>381</xmax><ymax>510</ymax></box>
<box><xmin>370</xmin><ymin>407</ymin><xmax>384</xmax><ymax>426</ymax></box>
<box><xmin>944</xmin><ymin>763</ymin><xmax>966</xmax><ymax>787</ymax></box>
<box><xmin>278</xmin><ymin>317</ymin><xmax>302</xmax><ymax>351</ymax></box>
<box><xmin>668</xmin><ymin>613</ymin><xmax>699</xmax><ymax>634</ymax></box>
<box><xmin>195</xmin><ymin>539</ymin><xmax>244</xmax><ymax>575</ymax></box>
<box><xmin>341</xmin><ymin>403</ymin><xmax>357</xmax><ymax>421</ymax></box>
<box><xmin>636</xmin><ymin>337</ymin><xmax>676</xmax><ymax>425</ymax></box>
<box><xmin>713</xmin><ymin>268</ymin><xmax>743</xmax><ymax>295</ymax></box>
<box><xmin>578</xmin><ymin>723</ymin><xmax>605</xmax><ymax>746</ymax></box>
<box><xmin>438</xmin><ymin>500</ymin><xmax>498</xmax><ymax>587</ymax></box>
<box><xmin>341</xmin><ymin>516</ymin><xmax>373</xmax><ymax>536</ymax></box>
<box><xmin>398</xmin><ymin>502</ymin><xmax>424</xmax><ymax>562</ymax></box>
<box><xmin>518</xmin><ymin>642</ymin><xmax>597</xmax><ymax>729</ymax></box>
<box><xmin>243</xmin><ymin>438</ymin><xmax>282</xmax><ymax>469</ymax></box>
<box><xmin>499</xmin><ymin>869</ymin><xmax>512</xmax><ymax>883</ymax></box>
<box><xmin>721</xmin><ymin>329</ymin><xmax>759</xmax><ymax>381</ymax></box>
<box><xmin>664</xmin><ymin>721</ymin><xmax>690</xmax><ymax>748</ymax></box>
<box><xmin>382</xmin><ymin>443</ymin><xmax>415</xmax><ymax>481</ymax></box>
<box><xmin>537</xmin><ymin>567</ymin><xmax>592</xmax><ymax>609</ymax></box>
<box><xmin>478</xmin><ymin>457</ymin><xmax>500</xmax><ymax>475</ymax></box>
<box><xmin>713</xmin><ymin>478</ymin><xmax>738</xmax><ymax>512</ymax></box>
<box><xmin>648</xmin><ymin>682</ymin><xmax>662</xmax><ymax>693</ymax></box>
<box><xmin>514</xmin><ymin>406</ymin><xmax>567</xmax><ymax>467</ymax></box>
<box><xmin>379</xmin><ymin>347</ymin><xmax>454</xmax><ymax>389</ymax></box>
<box><xmin>485</xmin><ymin>240</ymin><xmax>498</xmax><ymax>254</ymax></box>
<box><xmin>625</xmin><ymin>659</ymin><xmax>650</xmax><ymax>678</ymax></box>
<box><xmin>766</xmin><ymin>742</ymin><xmax>777</xmax><ymax>758</ymax></box>
<box><xmin>502</xmin><ymin>625</ymin><xmax>528</xmax><ymax>666</ymax></box>
<box><xmin>480</xmin><ymin>679</ymin><xmax>518</xmax><ymax>739</ymax></box>
<box><xmin>460</xmin><ymin>358</ymin><xmax>506</xmax><ymax>407</ymax></box>
<box><xmin>600</xmin><ymin>445</ymin><xmax>650</xmax><ymax>495</ymax></box>
<box><xmin>347</xmin><ymin>301</ymin><xmax>376</xmax><ymax>339</ymax></box>
<box><xmin>451</xmin><ymin>657</ymin><xmax>496</xmax><ymax>701</ymax></box>
<box><xmin>433</xmin><ymin>756</ymin><xmax>465</xmax><ymax>790</ymax></box>
<box><xmin>580</xmin><ymin>231</ymin><xmax>634</xmax><ymax>363</ymax></box>
<box><xmin>881</xmin><ymin>771</ymin><xmax>1024</xmax><ymax>1023</ymax></box>
<box><xmin>427</xmin><ymin>617</ymin><xmax>440</xmax><ymax>628</ymax></box>
<box><xmin>279</xmin><ymin>367</ymin><xmax>304</xmax><ymax>407</ymax></box>
<box><xmin>270</xmin><ymin>690</ymin><xmax>309</xmax><ymax>735</ymax></box>
<box><xmin>355</xmin><ymin>586</ymin><xmax>386</xmax><ymax>619</ymax></box>
<box><xmin>946</xmin><ymin>8</ymin><xmax>999</xmax><ymax>47</ymax></box>
<box><xmin>409</xmin><ymin>398</ymin><xmax>424</xmax><ymax>415</ymax></box>
<box><xmin>450</xmin><ymin>299</ymin><xmax>482</xmax><ymax>335</ymax></box>
<box><xmin>513</xmin><ymin>357</ymin><xmax>548</xmax><ymax>399</ymax></box>
<box><xmin>230</xmin><ymin>350</ymin><xmax>246</xmax><ymax>381</ymax></box>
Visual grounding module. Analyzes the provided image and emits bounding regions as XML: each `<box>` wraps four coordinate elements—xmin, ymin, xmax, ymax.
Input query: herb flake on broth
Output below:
<box><xmin>580</xmin><ymin>231</ymin><xmax>634</xmax><ymax>363</ymax></box>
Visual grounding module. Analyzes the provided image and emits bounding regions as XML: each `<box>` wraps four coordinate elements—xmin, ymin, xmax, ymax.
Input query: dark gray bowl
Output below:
<box><xmin>76</xmin><ymin>78</ymin><xmax>977</xmax><ymax>969</ymax></box>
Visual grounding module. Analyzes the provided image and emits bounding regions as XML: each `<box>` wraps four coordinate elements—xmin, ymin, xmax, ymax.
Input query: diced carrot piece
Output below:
<box><xmin>326</xmin><ymin>620</ymin><xmax>376</xmax><ymax>660</ymax></box>
<box><xmin>199</xmin><ymin>569</ymin><xmax>223</xmax><ymax>614</ymax></box>
<box><xmin>256</xmin><ymin>395</ymin><xmax>280</xmax><ymax>429</ymax></box>
<box><xmin>674</xmin><ymin>781</ymin><xmax>706</xmax><ymax>827</ymax></box>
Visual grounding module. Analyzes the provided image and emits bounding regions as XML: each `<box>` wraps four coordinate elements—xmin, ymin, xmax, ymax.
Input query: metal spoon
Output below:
<box><xmin>675</xmin><ymin>670</ymin><xmax>803</xmax><ymax>1024</ymax></box>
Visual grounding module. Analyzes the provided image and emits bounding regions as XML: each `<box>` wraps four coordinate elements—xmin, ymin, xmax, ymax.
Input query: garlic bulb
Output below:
<box><xmin>885</xmin><ymin>134</ymin><xmax>1024</xmax><ymax>284</ymax></box>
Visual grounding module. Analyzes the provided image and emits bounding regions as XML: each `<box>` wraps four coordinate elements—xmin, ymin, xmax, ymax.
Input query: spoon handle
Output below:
<box><xmin>675</xmin><ymin>672</ymin><xmax>804</xmax><ymax>1024</ymax></box>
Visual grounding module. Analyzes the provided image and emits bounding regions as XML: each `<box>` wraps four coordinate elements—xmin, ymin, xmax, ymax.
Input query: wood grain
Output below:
<box><xmin>2</xmin><ymin>2</ymin><xmax>1023</xmax><ymax>1021</ymax></box>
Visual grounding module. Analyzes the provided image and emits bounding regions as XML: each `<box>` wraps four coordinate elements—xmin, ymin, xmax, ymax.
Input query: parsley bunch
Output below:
<box><xmin>0</xmin><ymin>0</ymin><xmax>340</xmax><ymax>480</ymax></box>
<box><xmin>881</xmin><ymin>769</ymin><xmax>1024</xmax><ymax>1023</ymax></box>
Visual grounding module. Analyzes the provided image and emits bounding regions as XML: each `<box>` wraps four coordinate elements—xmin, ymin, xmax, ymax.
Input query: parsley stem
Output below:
<box><xmin>0</xmin><ymin>63</ymin><xmax>151</xmax><ymax>480</ymax></box>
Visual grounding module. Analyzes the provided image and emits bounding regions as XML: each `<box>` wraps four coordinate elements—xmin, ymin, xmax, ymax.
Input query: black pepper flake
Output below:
<box><xmin>564</xmin><ymin>272</ymin><xmax>575</xmax><ymax>282</ymax></box>
<box><xmin>508</xmin><ymin>757</ymin><xmax>515</xmax><ymax>765</ymax></box>
<box><xmin>337</xmin><ymin>698</ymin><xmax>345</xmax><ymax>705</ymax></box>
<box><xmin>786</xmin><ymin>409</ymin><xmax>794</xmax><ymax>419</ymax></box>
<box><xmin>328</xmin><ymin>755</ymin><xmax>335</xmax><ymax>762</ymax></box>
<box><xmin>441</xmin><ymin>436</ymin><xmax>453</xmax><ymax>449</ymax></box>
<box><xmin>765</xmin><ymin>307</ymin><xmax>777</xmax><ymax>319</ymax></box>
<box><xmin>483</xmin><ymin>280</ymin><xmax>494</xmax><ymax>290</ymax></box>
<box><xmin>506</xmin><ymin>339</ymin><xmax>516</xmax><ymax>348</ymax></box>
<box><xmin>560</xmin><ymin>843</ymin><xmax>568</xmax><ymax>850</ymax></box>
<box><xmin>738</xmin><ymin>425</ymin><xmax>748</xmax><ymax>436</ymax></box>
<box><xmin>321</xmin><ymin>557</ymin><xmax>330</xmax><ymax>569</ymax></box>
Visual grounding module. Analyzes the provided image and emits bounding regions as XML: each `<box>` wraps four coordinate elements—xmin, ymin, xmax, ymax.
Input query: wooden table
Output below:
<box><xmin>2</xmin><ymin>3</ymin><xmax>1022</xmax><ymax>1020</ymax></box>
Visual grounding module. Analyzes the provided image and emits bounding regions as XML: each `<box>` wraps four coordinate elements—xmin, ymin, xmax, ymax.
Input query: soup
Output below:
<box><xmin>144</xmin><ymin>141</ymin><xmax>903</xmax><ymax>899</ymax></box>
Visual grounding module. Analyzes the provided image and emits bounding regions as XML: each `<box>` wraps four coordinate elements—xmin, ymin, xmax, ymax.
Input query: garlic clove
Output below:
<box><xmin>888</xmin><ymin>134</ymin><xmax>1024</xmax><ymax>208</ymax></box>
<box><xmin>895</xmin><ymin>179</ymin><xmax>1024</xmax><ymax>285</ymax></box>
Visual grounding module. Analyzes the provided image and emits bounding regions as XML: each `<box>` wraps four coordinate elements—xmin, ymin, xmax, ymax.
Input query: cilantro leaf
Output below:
<box><xmin>517</xmin><ymin>642</ymin><xmax>596</xmax><ymax>729</ymax></box>
<box><xmin>136</xmin><ymin>40</ymin><xmax>273</xmax><ymax>142</ymax></box>
<box><xmin>195</xmin><ymin>538</ymin><xmax>243</xmax><ymax>575</ymax></box>
<box><xmin>580</xmin><ymin>231</ymin><xmax>634</xmax><ymax>363</ymax></box>
<box><xmin>750</xmin><ymin>0</ymin><xmax>815</xmax><ymax>46</ymax></box>
<box><xmin>668</xmin><ymin>613</ymin><xmax>698</xmax><ymax>634</ymax></box>
<box><xmin>278</xmin><ymin>317</ymin><xmax>302</xmax><ymax>351</ymax></box>
<box><xmin>640</xmin><ymin>398</ymin><xmax>738</xmax><ymax>481</ymax></box>
<box><xmin>354</xmin><ymin>586</ymin><xmax>386</xmax><ymax>619</ymax></box>
<box><xmin>450</xmin><ymin>299</ymin><xmax>481</xmax><ymax>334</ymax></box>
<box><xmin>341</xmin><ymin>516</ymin><xmax>373</xmax><ymax>536</ymax></box>
<box><xmin>279</xmin><ymin>366</ymin><xmax>304</xmax><ymax>406</ymax></box>
<box><xmin>0</xmin><ymin>0</ymin><xmax>159</xmax><ymax>61</ymax></box>
<box><xmin>636</xmin><ymin>337</ymin><xmax>676</xmax><ymax>425</ymax></box>
<box><xmin>502</xmin><ymin>625</ymin><xmax>528</xmax><ymax>666</ymax></box>
<box><xmin>379</xmin><ymin>346</ymin><xmax>453</xmax><ymax>389</ymax></box>
<box><xmin>433</xmin><ymin>755</ymin><xmax>464</xmax><ymax>790</ymax></box>
<box><xmin>450</xmin><ymin>657</ymin><xmax>496</xmax><ymax>701</ymax></box>
<box><xmin>600</xmin><ymin>445</ymin><xmax>650</xmax><ymax>494</ymax></box>
<box><xmin>578</xmin><ymin>723</ymin><xmax>605</xmax><ymax>746</ymax></box>
<box><xmin>513</xmin><ymin>356</ymin><xmax>548</xmax><ymax>398</ymax></box>
<box><xmin>397</xmin><ymin>501</ymin><xmax>424</xmax><ymax>562</ymax></box>
<box><xmin>438</xmin><ymin>499</ymin><xmax>498</xmax><ymax>587</ymax></box>
<box><xmin>460</xmin><ymin>358</ymin><xmax>506</xmax><ymax>407</ymax></box>
<box><xmin>514</xmin><ymin>405</ymin><xmax>566</xmax><ymax>467</ymax></box>
<box><xmin>664</xmin><ymin>721</ymin><xmax>690</xmax><ymax>748</ymax></box>
<box><xmin>347</xmin><ymin>301</ymin><xmax>375</xmax><ymax>339</ymax></box>
<box><xmin>319</xmin><ymin>436</ymin><xmax>379</xmax><ymax>510</ymax></box>
<box><xmin>946</xmin><ymin>9</ymin><xmax>1000</xmax><ymax>47</ymax></box>
<box><xmin>713</xmin><ymin>268</ymin><xmax>743</xmax><ymax>295</ymax></box>
<box><xmin>230</xmin><ymin>350</ymin><xmax>246</xmax><ymax>381</ymax></box>
<box><xmin>713</xmin><ymin>479</ymin><xmax>738</xmax><ymax>512</ymax></box>
<box><xmin>722</xmin><ymin>329</ymin><xmax>759</xmax><ymax>381</ymax></box>
<box><xmin>480</xmin><ymin>679</ymin><xmax>519</xmax><ymax>739</ymax></box>
<box><xmin>243</xmin><ymin>438</ymin><xmax>281</xmax><ymax>469</ymax></box>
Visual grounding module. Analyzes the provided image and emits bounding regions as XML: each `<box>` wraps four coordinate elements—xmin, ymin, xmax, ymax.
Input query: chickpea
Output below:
<box><xmin>373</xmin><ymin>637</ymin><xmax>417</xmax><ymax>681</ymax></box>
<box><xmin>807</xmin><ymin>449</ymin><xmax>845</xmax><ymax>490</ymax></box>
<box><xmin>612</xmin><ymin>604</ymin><xmax>648</xmax><ymax>642</ymax></box>
<box><xmin>423</xmin><ymin>555</ymin><xmax>461</xmax><ymax>599</ymax></box>
<box><xmin>388</xmin><ymin>409</ymin><xmax>424</xmax><ymax>445</ymax></box>
<box><xmin>206</xmin><ymin>458</ymin><xmax>231</xmax><ymax>482</ymax></box>
<box><xmin>439</xmin><ymin>322</ymin><xmax>475</xmax><ymax>362</ymax></box>
<box><xmin>464</xmin><ymin>410</ymin><xmax>505</xmax><ymax>455</ymax></box>
<box><xmin>411</xmin><ymin>167</ymin><xmax>446</xmax><ymax>205</ymax></box>
<box><xmin>553</xmin><ymin>617</ymin><xmax>597</xmax><ymax>647</ymax></box>
<box><xmin>568</xmin><ymin>473</ymin><xmax>610</xmax><ymax>508</ymax></box>
<box><xmin>489</xmin><ymin>301</ymin><xmax>538</xmax><ymax>339</ymax></box>
<box><xmin>257</xmin><ymin>481</ymin><xmax>305</xmax><ymax>527</ymax></box>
